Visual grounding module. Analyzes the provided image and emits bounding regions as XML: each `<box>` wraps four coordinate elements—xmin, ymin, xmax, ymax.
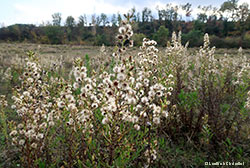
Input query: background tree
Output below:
<box><xmin>100</xmin><ymin>13</ymin><xmax>109</xmax><ymax>26</ymax></box>
<box><xmin>136</xmin><ymin>11</ymin><xmax>140</xmax><ymax>22</ymax></box>
<box><xmin>65</xmin><ymin>16</ymin><xmax>76</xmax><ymax>28</ymax></box>
<box><xmin>235</xmin><ymin>3</ymin><xmax>250</xmax><ymax>43</ymax></box>
<box><xmin>153</xmin><ymin>25</ymin><xmax>169</xmax><ymax>46</ymax></box>
<box><xmin>197</xmin><ymin>5</ymin><xmax>212</xmax><ymax>23</ymax></box>
<box><xmin>117</xmin><ymin>13</ymin><xmax>122</xmax><ymax>25</ymax></box>
<box><xmin>111</xmin><ymin>14</ymin><xmax>117</xmax><ymax>26</ymax></box>
<box><xmin>220</xmin><ymin>0</ymin><xmax>238</xmax><ymax>20</ymax></box>
<box><xmin>65</xmin><ymin>16</ymin><xmax>76</xmax><ymax>41</ymax></box>
<box><xmin>129</xmin><ymin>7</ymin><xmax>137</xmax><ymax>22</ymax></box>
<box><xmin>181</xmin><ymin>3</ymin><xmax>192</xmax><ymax>20</ymax></box>
<box><xmin>44</xmin><ymin>26</ymin><xmax>64</xmax><ymax>44</ymax></box>
<box><xmin>96</xmin><ymin>15</ymin><xmax>102</xmax><ymax>26</ymax></box>
<box><xmin>78</xmin><ymin>14</ymin><xmax>87</xmax><ymax>27</ymax></box>
<box><xmin>164</xmin><ymin>3</ymin><xmax>179</xmax><ymax>21</ymax></box>
<box><xmin>142</xmin><ymin>7</ymin><xmax>153</xmax><ymax>22</ymax></box>
<box><xmin>156</xmin><ymin>6</ymin><xmax>164</xmax><ymax>22</ymax></box>
<box><xmin>52</xmin><ymin>13</ymin><xmax>62</xmax><ymax>26</ymax></box>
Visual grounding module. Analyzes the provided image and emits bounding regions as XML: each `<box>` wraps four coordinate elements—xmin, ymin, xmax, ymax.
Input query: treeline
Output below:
<box><xmin>0</xmin><ymin>0</ymin><xmax>250</xmax><ymax>48</ymax></box>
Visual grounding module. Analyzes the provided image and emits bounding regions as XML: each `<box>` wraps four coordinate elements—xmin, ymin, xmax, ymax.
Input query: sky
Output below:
<box><xmin>0</xmin><ymin>0</ymin><xmax>248</xmax><ymax>26</ymax></box>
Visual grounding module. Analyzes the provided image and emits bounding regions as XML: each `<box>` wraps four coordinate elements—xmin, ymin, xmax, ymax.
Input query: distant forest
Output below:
<box><xmin>0</xmin><ymin>0</ymin><xmax>250</xmax><ymax>48</ymax></box>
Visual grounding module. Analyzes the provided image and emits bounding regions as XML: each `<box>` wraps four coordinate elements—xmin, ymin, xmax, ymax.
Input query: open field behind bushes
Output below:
<box><xmin>1</xmin><ymin>42</ymin><xmax>250</xmax><ymax>70</ymax></box>
<box><xmin>0</xmin><ymin>21</ymin><xmax>250</xmax><ymax>167</ymax></box>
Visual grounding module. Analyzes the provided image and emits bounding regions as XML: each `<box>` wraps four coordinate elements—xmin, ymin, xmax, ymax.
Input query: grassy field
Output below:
<box><xmin>0</xmin><ymin>31</ymin><xmax>249</xmax><ymax>168</ymax></box>
<box><xmin>1</xmin><ymin>43</ymin><xmax>250</xmax><ymax>67</ymax></box>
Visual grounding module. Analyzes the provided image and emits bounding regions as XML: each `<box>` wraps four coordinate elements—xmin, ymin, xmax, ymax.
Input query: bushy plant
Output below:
<box><xmin>164</xmin><ymin>32</ymin><xmax>249</xmax><ymax>153</ymax></box>
<box><xmin>132</xmin><ymin>33</ymin><xmax>146</xmax><ymax>46</ymax></box>
<box><xmin>182</xmin><ymin>30</ymin><xmax>203</xmax><ymax>47</ymax></box>
<box><xmin>0</xmin><ymin>17</ymin><xmax>249</xmax><ymax>167</ymax></box>
<box><xmin>224</xmin><ymin>36</ymin><xmax>241</xmax><ymax>48</ymax></box>
<box><xmin>153</xmin><ymin>26</ymin><xmax>169</xmax><ymax>46</ymax></box>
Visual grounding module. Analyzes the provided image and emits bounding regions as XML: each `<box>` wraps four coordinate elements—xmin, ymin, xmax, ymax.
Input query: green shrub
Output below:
<box><xmin>182</xmin><ymin>30</ymin><xmax>203</xmax><ymax>47</ymax></box>
<box><xmin>132</xmin><ymin>33</ymin><xmax>146</xmax><ymax>46</ymax></box>
<box><xmin>210</xmin><ymin>35</ymin><xmax>225</xmax><ymax>48</ymax></box>
<box><xmin>44</xmin><ymin>26</ymin><xmax>64</xmax><ymax>44</ymax></box>
<box><xmin>153</xmin><ymin>26</ymin><xmax>169</xmax><ymax>46</ymax></box>
<box><xmin>224</xmin><ymin>36</ymin><xmax>241</xmax><ymax>48</ymax></box>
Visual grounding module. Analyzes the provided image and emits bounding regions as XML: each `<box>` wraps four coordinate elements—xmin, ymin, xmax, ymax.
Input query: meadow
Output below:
<box><xmin>0</xmin><ymin>19</ymin><xmax>250</xmax><ymax>167</ymax></box>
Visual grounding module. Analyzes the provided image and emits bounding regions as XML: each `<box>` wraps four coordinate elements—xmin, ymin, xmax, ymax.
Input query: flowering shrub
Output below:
<box><xmin>163</xmin><ymin>31</ymin><xmax>250</xmax><ymax>149</ymax></box>
<box><xmin>0</xmin><ymin>17</ymin><xmax>249</xmax><ymax>167</ymax></box>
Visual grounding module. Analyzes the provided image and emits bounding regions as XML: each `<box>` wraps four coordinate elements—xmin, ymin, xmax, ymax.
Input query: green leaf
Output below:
<box><xmin>74</xmin><ymin>88</ymin><xmax>81</xmax><ymax>95</ymax></box>
<box><xmin>226</xmin><ymin>138</ymin><xmax>232</xmax><ymax>146</ymax></box>
<box><xmin>38</xmin><ymin>160</ymin><xmax>46</xmax><ymax>168</ymax></box>
<box><xmin>85</xmin><ymin>54</ymin><xmax>91</xmax><ymax>77</ymax></box>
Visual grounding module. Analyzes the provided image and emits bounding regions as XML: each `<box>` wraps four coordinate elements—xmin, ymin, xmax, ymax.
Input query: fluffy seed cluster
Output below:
<box><xmin>113</xmin><ymin>20</ymin><xmax>134</xmax><ymax>58</ymax></box>
<box><xmin>138</xmin><ymin>38</ymin><xmax>160</xmax><ymax>69</ymax></box>
<box><xmin>166</xmin><ymin>31</ymin><xmax>250</xmax><ymax>92</ymax></box>
<box><xmin>0</xmin><ymin>95</ymin><xmax>8</xmax><ymax>108</ymax></box>
<box><xmin>100</xmin><ymin>47</ymin><xmax>173</xmax><ymax>130</ymax></box>
<box><xmin>10</xmin><ymin>56</ymin><xmax>52</xmax><ymax>153</ymax></box>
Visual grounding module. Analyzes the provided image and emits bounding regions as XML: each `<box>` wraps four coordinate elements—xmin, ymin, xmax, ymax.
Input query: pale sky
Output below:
<box><xmin>0</xmin><ymin>0</ymin><xmax>248</xmax><ymax>26</ymax></box>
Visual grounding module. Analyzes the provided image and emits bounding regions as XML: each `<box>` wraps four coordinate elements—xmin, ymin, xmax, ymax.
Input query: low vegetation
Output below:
<box><xmin>0</xmin><ymin>17</ymin><xmax>249</xmax><ymax>167</ymax></box>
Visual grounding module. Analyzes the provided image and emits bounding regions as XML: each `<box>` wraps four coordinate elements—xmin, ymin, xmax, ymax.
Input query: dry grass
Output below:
<box><xmin>1</xmin><ymin>43</ymin><xmax>249</xmax><ymax>68</ymax></box>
